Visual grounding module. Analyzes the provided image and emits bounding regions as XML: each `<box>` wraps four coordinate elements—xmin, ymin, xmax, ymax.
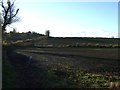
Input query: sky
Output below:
<box><xmin>5</xmin><ymin>0</ymin><xmax>118</xmax><ymax>38</ymax></box>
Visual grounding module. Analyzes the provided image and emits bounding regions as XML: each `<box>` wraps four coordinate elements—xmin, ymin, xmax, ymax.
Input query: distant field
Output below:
<box><xmin>34</xmin><ymin>37</ymin><xmax>119</xmax><ymax>47</ymax></box>
<box><xmin>18</xmin><ymin>47</ymin><xmax>118</xmax><ymax>60</ymax></box>
<box><xmin>12</xmin><ymin>37</ymin><xmax>119</xmax><ymax>48</ymax></box>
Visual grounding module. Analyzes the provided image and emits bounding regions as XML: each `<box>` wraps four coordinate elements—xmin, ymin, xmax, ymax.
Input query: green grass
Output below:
<box><xmin>2</xmin><ymin>51</ymin><xmax>17</xmax><ymax>88</ymax></box>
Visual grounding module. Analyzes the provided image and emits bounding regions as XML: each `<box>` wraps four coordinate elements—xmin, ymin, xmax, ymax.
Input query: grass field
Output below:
<box><xmin>2</xmin><ymin>37</ymin><xmax>120</xmax><ymax>89</ymax></box>
<box><xmin>12</xmin><ymin>47</ymin><xmax>120</xmax><ymax>88</ymax></box>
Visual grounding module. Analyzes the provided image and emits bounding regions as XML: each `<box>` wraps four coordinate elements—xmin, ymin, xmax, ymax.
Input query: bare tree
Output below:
<box><xmin>0</xmin><ymin>0</ymin><xmax>19</xmax><ymax>34</ymax></box>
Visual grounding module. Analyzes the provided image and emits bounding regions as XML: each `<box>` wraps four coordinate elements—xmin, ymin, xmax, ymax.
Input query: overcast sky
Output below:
<box><xmin>5</xmin><ymin>0</ymin><xmax>118</xmax><ymax>38</ymax></box>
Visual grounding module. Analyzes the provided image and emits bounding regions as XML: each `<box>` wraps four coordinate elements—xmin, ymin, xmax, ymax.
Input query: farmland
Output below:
<box><xmin>3</xmin><ymin>37</ymin><xmax>120</xmax><ymax>89</ymax></box>
<box><xmin>11</xmin><ymin>47</ymin><xmax>119</xmax><ymax>88</ymax></box>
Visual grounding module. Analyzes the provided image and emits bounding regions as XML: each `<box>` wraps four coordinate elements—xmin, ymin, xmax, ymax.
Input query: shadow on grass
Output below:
<box><xmin>2</xmin><ymin>50</ymin><xmax>17</xmax><ymax>88</ymax></box>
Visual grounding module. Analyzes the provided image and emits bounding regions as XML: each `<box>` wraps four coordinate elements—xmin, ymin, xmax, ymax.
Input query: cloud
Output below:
<box><xmin>71</xmin><ymin>29</ymin><xmax>118</xmax><ymax>38</ymax></box>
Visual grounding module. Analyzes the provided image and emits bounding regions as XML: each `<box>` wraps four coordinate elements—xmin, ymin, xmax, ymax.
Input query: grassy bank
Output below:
<box><xmin>2</xmin><ymin>48</ymin><xmax>17</xmax><ymax>88</ymax></box>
